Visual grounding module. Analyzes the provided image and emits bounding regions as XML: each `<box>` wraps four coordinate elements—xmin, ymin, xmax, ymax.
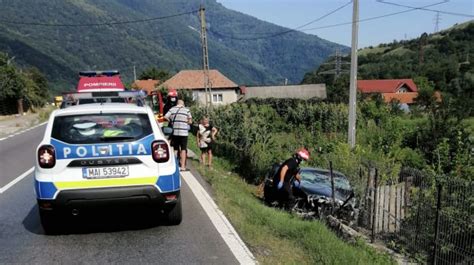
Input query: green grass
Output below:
<box><xmin>382</xmin><ymin>47</ymin><xmax>413</xmax><ymax>57</ymax></box>
<box><xmin>38</xmin><ymin>105</ymin><xmax>56</xmax><ymax>123</ymax></box>
<box><xmin>188</xmin><ymin>137</ymin><xmax>395</xmax><ymax>265</ymax></box>
<box><xmin>358</xmin><ymin>46</ymin><xmax>390</xmax><ymax>56</ymax></box>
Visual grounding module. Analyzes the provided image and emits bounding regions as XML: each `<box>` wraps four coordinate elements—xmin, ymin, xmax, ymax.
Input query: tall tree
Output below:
<box><xmin>0</xmin><ymin>53</ymin><xmax>25</xmax><ymax>101</ymax></box>
<box><xmin>0</xmin><ymin>52</ymin><xmax>50</xmax><ymax>112</ymax></box>
<box><xmin>24</xmin><ymin>67</ymin><xmax>49</xmax><ymax>107</ymax></box>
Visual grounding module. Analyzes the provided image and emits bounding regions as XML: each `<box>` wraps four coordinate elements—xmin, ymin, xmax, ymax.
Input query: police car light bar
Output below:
<box><xmin>79</xmin><ymin>70</ymin><xmax>120</xmax><ymax>77</ymax></box>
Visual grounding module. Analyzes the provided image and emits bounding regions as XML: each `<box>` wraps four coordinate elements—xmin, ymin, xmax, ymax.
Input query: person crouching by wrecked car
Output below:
<box><xmin>273</xmin><ymin>147</ymin><xmax>310</xmax><ymax>209</ymax></box>
<box><xmin>165</xmin><ymin>99</ymin><xmax>192</xmax><ymax>171</ymax></box>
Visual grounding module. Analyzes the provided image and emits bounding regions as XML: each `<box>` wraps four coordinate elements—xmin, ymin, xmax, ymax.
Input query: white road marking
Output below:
<box><xmin>0</xmin><ymin>167</ymin><xmax>34</xmax><ymax>194</ymax></box>
<box><xmin>0</xmin><ymin>122</ymin><xmax>47</xmax><ymax>142</ymax></box>
<box><xmin>181</xmin><ymin>171</ymin><xmax>257</xmax><ymax>265</ymax></box>
<box><xmin>0</xmin><ymin>147</ymin><xmax>256</xmax><ymax>263</ymax></box>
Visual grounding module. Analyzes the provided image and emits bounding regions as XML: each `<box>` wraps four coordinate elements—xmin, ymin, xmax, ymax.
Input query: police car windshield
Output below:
<box><xmin>51</xmin><ymin>113</ymin><xmax>152</xmax><ymax>144</ymax></box>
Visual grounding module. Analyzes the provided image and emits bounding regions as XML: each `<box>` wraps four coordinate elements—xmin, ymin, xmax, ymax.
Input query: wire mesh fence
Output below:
<box><xmin>356</xmin><ymin>166</ymin><xmax>473</xmax><ymax>264</ymax></box>
<box><xmin>433</xmin><ymin>179</ymin><xmax>473</xmax><ymax>265</ymax></box>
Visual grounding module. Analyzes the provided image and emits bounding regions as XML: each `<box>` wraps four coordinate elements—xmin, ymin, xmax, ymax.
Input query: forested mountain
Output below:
<box><xmin>0</xmin><ymin>0</ymin><xmax>345</xmax><ymax>93</ymax></box>
<box><xmin>303</xmin><ymin>21</ymin><xmax>473</xmax><ymax>114</ymax></box>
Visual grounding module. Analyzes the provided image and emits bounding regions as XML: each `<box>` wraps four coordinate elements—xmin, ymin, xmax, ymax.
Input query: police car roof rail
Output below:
<box><xmin>61</xmin><ymin>91</ymin><xmax>147</xmax><ymax>108</ymax></box>
<box><xmin>79</xmin><ymin>70</ymin><xmax>120</xmax><ymax>77</ymax></box>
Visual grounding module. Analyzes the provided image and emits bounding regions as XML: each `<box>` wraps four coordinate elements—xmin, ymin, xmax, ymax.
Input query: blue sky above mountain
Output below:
<box><xmin>0</xmin><ymin>0</ymin><xmax>346</xmax><ymax>91</ymax></box>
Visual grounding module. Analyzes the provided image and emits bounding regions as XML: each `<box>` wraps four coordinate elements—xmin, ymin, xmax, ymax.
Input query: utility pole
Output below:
<box><xmin>318</xmin><ymin>48</ymin><xmax>349</xmax><ymax>80</ymax></box>
<box><xmin>335</xmin><ymin>48</ymin><xmax>342</xmax><ymax>79</ymax></box>
<box><xmin>434</xmin><ymin>12</ymin><xmax>441</xmax><ymax>32</ymax></box>
<box><xmin>347</xmin><ymin>0</ymin><xmax>359</xmax><ymax>148</ymax></box>
<box><xmin>133</xmin><ymin>65</ymin><xmax>137</xmax><ymax>81</ymax></box>
<box><xmin>419</xmin><ymin>33</ymin><xmax>428</xmax><ymax>65</ymax></box>
<box><xmin>199</xmin><ymin>6</ymin><xmax>212</xmax><ymax>109</ymax></box>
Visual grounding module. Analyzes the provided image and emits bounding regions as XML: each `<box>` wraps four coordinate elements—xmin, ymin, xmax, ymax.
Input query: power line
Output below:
<box><xmin>210</xmin><ymin>1</ymin><xmax>448</xmax><ymax>40</ymax></box>
<box><xmin>281</xmin><ymin>1</ymin><xmax>353</xmax><ymax>32</ymax></box>
<box><xmin>209</xmin><ymin>1</ymin><xmax>352</xmax><ymax>40</ymax></box>
<box><xmin>376</xmin><ymin>0</ymin><xmax>474</xmax><ymax>18</ymax></box>
<box><xmin>0</xmin><ymin>10</ymin><xmax>198</xmax><ymax>27</ymax></box>
<box><xmin>302</xmin><ymin>0</ymin><xmax>448</xmax><ymax>31</ymax></box>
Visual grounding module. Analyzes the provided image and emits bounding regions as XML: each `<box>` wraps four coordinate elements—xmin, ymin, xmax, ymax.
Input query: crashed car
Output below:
<box><xmin>264</xmin><ymin>166</ymin><xmax>358</xmax><ymax>223</ymax></box>
<box><xmin>296</xmin><ymin>168</ymin><xmax>358</xmax><ymax>222</ymax></box>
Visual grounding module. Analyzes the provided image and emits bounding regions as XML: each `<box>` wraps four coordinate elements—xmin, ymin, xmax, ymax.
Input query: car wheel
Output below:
<box><xmin>39</xmin><ymin>209</ymin><xmax>61</xmax><ymax>235</ymax></box>
<box><xmin>165</xmin><ymin>196</ymin><xmax>182</xmax><ymax>225</ymax></box>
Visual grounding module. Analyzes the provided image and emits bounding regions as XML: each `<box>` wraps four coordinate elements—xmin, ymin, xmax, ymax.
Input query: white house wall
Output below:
<box><xmin>192</xmin><ymin>89</ymin><xmax>238</xmax><ymax>105</ymax></box>
<box><xmin>244</xmin><ymin>84</ymin><xmax>327</xmax><ymax>100</ymax></box>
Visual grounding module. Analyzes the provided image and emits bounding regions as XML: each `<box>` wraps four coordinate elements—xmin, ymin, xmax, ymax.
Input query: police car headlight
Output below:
<box><xmin>38</xmin><ymin>145</ymin><xmax>56</xmax><ymax>168</ymax></box>
<box><xmin>152</xmin><ymin>140</ymin><xmax>169</xmax><ymax>163</ymax></box>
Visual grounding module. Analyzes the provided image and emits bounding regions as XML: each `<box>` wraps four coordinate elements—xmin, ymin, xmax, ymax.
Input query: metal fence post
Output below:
<box><xmin>365</xmin><ymin>167</ymin><xmax>372</xmax><ymax>228</ymax></box>
<box><xmin>414</xmin><ymin>185</ymin><xmax>423</xmax><ymax>247</ymax></box>
<box><xmin>371</xmin><ymin>168</ymin><xmax>378</xmax><ymax>243</ymax></box>
<box><xmin>432</xmin><ymin>183</ymin><xmax>442</xmax><ymax>265</ymax></box>
<box><xmin>329</xmin><ymin>161</ymin><xmax>336</xmax><ymax>215</ymax></box>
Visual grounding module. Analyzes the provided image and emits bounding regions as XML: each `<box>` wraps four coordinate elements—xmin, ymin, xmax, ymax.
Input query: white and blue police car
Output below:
<box><xmin>35</xmin><ymin>92</ymin><xmax>180</xmax><ymax>234</ymax></box>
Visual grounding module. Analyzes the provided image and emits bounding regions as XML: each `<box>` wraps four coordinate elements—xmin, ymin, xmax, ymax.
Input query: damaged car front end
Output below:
<box><xmin>293</xmin><ymin>168</ymin><xmax>358</xmax><ymax>224</ymax></box>
<box><xmin>264</xmin><ymin>166</ymin><xmax>358</xmax><ymax>224</ymax></box>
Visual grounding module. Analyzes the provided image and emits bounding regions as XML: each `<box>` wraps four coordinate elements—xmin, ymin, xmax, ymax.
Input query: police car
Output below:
<box><xmin>35</xmin><ymin>91</ymin><xmax>180</xmax><ymax>234</ymax></box>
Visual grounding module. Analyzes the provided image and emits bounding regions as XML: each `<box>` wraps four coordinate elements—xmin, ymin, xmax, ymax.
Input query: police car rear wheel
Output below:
<box><xmin>39</xmin><ymin>209</ymin><xmax>61</xmax><ymax>235</ymax></box>
<box><xmin>165</xmin><ymin>196</ymin><xmax>182</xmax><ymax>225</ymax></box>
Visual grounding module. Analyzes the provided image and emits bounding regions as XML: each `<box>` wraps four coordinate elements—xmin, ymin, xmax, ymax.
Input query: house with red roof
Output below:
<box><xmin>161</xmin><ymin>70</ymin><xmax>239</xmax><ymax>105</ymax></box>
<box><xmin>131</xmin><ymin>79</ymin><xmax>160</xmax><ymax>95</ymax></box>
<box><xmin>357</xmin><ymin>79</ymin><xmax>419</xmax><ymax>104</ymax></box>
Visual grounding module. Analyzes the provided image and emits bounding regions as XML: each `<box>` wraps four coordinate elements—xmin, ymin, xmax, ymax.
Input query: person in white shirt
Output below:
<box><xmin>196</xmin><ymin>117</ymin><xmax>218</xmax><ymax>168</ymax></box>
<box><xmin>165</xmin><ymin>100</ymin><xmax>192</xmax><ymax>171</ymax></box>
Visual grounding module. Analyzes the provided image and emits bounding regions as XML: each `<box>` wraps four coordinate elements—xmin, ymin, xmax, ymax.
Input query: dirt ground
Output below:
<box><xmin>0</xmin><ymin>112</ymin><xmax>44</xmax><ymax>138</ymax></box>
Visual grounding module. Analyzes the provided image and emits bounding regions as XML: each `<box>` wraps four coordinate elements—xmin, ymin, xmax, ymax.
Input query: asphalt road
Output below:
<box><xmin>0</xmin><ymin>125</ymin><xmax>240</xmax><ymax>264</ymax></box>
<box><xmin>0</xmin><ymin>123</ymin><xmax>45</xmax><ymax>188</ymax></box>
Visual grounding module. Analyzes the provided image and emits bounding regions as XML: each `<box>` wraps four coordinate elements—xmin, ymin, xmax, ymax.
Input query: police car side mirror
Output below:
<box><xmin>162</xmin><ymin>126</ymin><xmax>173</xmax><ymax>136</ymax></box>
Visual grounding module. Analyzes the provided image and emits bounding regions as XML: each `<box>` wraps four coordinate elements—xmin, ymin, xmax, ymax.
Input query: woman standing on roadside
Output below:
<box><xmin>197</xmin><ymin>117</ymin><xmax>218</xmax><ymax>168</ymax></box>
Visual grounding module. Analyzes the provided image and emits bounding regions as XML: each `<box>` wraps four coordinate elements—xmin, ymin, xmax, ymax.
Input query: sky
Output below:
<box><xmin>217</xmin><ymin>0</ymin><xmax>473</xmax><ymax>47</ymax></box>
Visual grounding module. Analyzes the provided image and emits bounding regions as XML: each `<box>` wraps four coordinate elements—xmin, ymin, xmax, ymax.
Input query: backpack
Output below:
<box><xmin>268</xmin><ymin>162</ymin><xmax>282</xmax><ymax>184</ymax></box>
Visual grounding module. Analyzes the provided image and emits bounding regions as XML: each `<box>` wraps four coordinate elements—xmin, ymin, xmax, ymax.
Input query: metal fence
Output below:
<box><xmin>434</xmin><ymin>179</ymin><xmax>473</xmax><ymax>265</ymax></box>
<box><xmin>357</xmin><ymin>167</ymin><xmax>473</xmax><ymax>264</ymax></box>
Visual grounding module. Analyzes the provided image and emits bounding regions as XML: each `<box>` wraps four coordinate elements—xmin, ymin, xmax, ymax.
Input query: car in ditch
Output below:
<box><xmin>295</xmin><ymin>168</ymin><xmax>357</xmax><ymax>221</ymax></box>
<box><xmin>34</xmin><ymin>91</ymin><xmax>180</xmax><ymax>234</ymax></box>
<box><xmin>264</xmin><ymin>165</ymin><xmax>358</xmax><ymax>223</ymax></box>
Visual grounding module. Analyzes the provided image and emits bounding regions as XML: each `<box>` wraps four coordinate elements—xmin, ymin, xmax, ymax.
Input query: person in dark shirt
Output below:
<box><xmin>273</xmin><ymin>147</ymin><xmax>310</xmax><ymax>209</ymax></box>
<box><xmin>163</xmin><ymin>89</ymin><xmax>178</xmax><ymax>115</ymax></box>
